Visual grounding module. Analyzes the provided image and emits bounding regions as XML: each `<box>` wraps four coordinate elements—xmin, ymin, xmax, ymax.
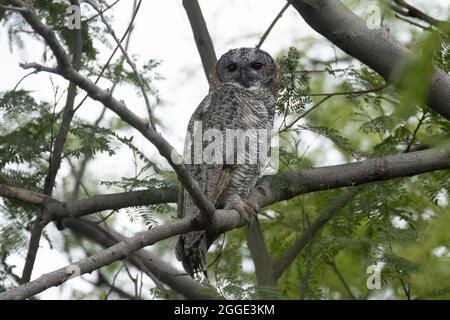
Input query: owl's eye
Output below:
<box><xmin>250</xmin><ymin>62</ymin><xmax>263</xmax><ymax>70</ymax></box>
<box><xmin>225</xmin><ymin>63</ymin><xmax>237</xmax><ymax>72</ymax></box>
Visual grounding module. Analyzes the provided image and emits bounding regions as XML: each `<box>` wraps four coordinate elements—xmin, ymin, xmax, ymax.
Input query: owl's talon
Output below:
<box><xmin>225</xmin><ymin>200</ymin><xmax>258</xmax><ymax>226</ymax></box>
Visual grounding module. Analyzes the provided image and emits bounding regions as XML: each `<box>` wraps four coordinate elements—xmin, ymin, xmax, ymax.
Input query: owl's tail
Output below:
<box><xmin>175</xmin><ymin>231</ymin><xmax>208</xmax><ymax>279</ymax></box>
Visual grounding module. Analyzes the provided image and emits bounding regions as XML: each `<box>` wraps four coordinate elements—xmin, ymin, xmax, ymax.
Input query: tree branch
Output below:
<box><xmin>42</xmin><ymin>187</ymin><xmax>178</xmax><ymax>223</ymax></box>
<box><xmin>2</xmin><ymin>146</ymin><xmax>449</xmax><ymax>224</ymax></box>
<box><xmin>328</xmin><ymin>259</ymin><xmax>357</xmax><ymax>300</ymax></box>
<box><xmin>391</xmin><ymin>0</ymin><xmax>450</xmax><ymax>32</ymax></box>
<box><xmin>20</xmin><ymin>0</ymin><xmax>83</xmax><ymax>284</ymax></box>
<box><xmin>287</xmin><ymin>0</ymin><xmax>450</xmax><ymax>120</ymax></box>
<box><xmin>9</xmin><ymin>0</ymin><xmax>216</xmax><ymax>223</ymax></box>
<box><xmin>0</xmin><ymin>208</ymin><xmax>246</xmax><ymax>300</ymax></box>
<box><xmin>256</xmin><ymin>3</ymin><xmax>290</xmax><ymax>49</ymax></box>
<box><xmin>72</xmin><ymin>0</ymin><xmax>139</xmax><ymax>200</ymax></box>
<box><xmin>1</xmin><ymin>144</ymin><xmax>449</xmax><ymax>298</ymax></box>
<box><xmin>0</xmin><ymin>184</ymin><xmax>48</xmax><ymax>204</ymax></box>
<box><xmin>61</xmin><ymin>217</ymin><xmax>218</xmax><ymax>300</ymax></box>
<box><xmin>248</xmin><ymin>146</ymin><xmax>450</xmax><ymax>208</ymax></box>
<box><xmin>182</xmin><ymin>0</ymin><xmax>217</xmax><ymax>84</ymax></box>
<box><xmin>245</xmin><ymin>220</ymin><xmax>276</xmax><ymax>286</ymax></box>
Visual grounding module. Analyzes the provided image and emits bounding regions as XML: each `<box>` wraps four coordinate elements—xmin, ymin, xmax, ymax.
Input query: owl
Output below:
<box><xmin>175</xmin><ymin>48</ymin><xmax>280</xmax><ymax>278</ymax></box>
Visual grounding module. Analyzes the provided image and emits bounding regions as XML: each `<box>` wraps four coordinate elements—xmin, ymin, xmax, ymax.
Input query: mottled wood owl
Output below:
<box><xmin>176</xmin><ymin>47</ymin><xmax>280</xmax><ymax>278</ymax></box>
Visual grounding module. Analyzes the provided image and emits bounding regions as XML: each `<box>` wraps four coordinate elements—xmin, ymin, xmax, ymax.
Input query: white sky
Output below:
<box><xmin>0</xmin><ymin>0</ymin><xmax>448</xmax><ymax>299</ymax></box>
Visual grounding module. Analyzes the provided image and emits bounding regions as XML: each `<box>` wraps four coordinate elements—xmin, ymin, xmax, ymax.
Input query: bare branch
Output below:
<box><xmin>394</xmin><ymin>13</ymin><xmax>431</xmax><ymax>31</ymax></box>
<box><xmin>280</xmin><ymin>83</ymin><xmax>388</xmax><ymax>133</ymax></box>
<box><xmin>328</xmin><ymin>259</ymin><xmax>357</xmax><ymax>300</ymax></box>
<box><xmin>256</xmin><ymin>3</ymin><xmax>290</xmax><ymax>49</ymax></box>
<box><xmin>2</xmin><ymin>147</ymin><xmax>448</xmax><ymax>225</ymax></box>
<box><xmin>43</xmin><ymin>187</ymin><xmax>178</xmax><ymax>223</ymax></box>
<box><xmin>74</xmin><ymin>0</ymin><xmax>141</xmax><ymax>113</ymax></box>
<box><xmin>391</xmin><ymin>0</ymin><xmax>450</xmax><ymax>32</ymax></box>
<box><xmin>19</xmin><ymin>62</ymin><xmax>58</xmax><ymax>74</ymax></box>
<box><xmin>0</xmin><ymin>4</ymin><xmax>26</xmax><ymax>11</ymax></box>
<box><xmin>182</xmin><ymin>0</ymin><xmax>217</xmax><ymax>84</ymax></box>
<box><xmin>1</xmin><ymin>144</ymin><xmax>449</xmax><ymax>298</ymax></box>
<box><xmin>0</xmin><ymin>184</ymin><xmax>48</xmax><ymax>204</ymax></box>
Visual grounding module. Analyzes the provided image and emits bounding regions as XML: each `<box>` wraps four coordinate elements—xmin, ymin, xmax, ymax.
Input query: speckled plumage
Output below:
<box><xmin>175</xmin><ymin>48</ymin><xmax>280</xmax><ymax>278</ymax></box>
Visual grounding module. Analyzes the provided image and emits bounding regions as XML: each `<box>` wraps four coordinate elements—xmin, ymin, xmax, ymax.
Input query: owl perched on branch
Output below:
<box><xmin>176</xmin><ymin>48</ymin><xmax>280</xmax><ymax>278</ymax></box>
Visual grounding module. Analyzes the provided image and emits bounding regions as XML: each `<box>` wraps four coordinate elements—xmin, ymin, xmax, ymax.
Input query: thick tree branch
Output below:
<box><xmin>248</xmin><ymin>146</ymin><xmax>450</xmax><ymax>208</ymax></box>
<box><xmin>42</xmin><ymin>187</ymin><xmax>178</xmax><ymax>223</ymax></box>
<box><xmin>1</xmin><ymin>145</ymin><xmax>449</xmax><ymax>298</ymax></box>
<box><xmin>0</xmin><ymin>185</ymin><xmax>48</xmax><ymax>204</ymax></box>
<box><xmin>61</xmin><ymin>217</ymin><xmax>217</xmax><ymax>299</ymax></box>
<box><xmin>2</xmin><ymin>146</ymin><xmax>449</xmax><ymax>224</ymax></box>
<box><xmin>0</xmin><ymin>208</ymin><xmax>245</xmax><ymax>300</ymax></box>
<box><xmin>287</xmin><ymin>0</ymin><xmax>450</xmax><ymax>120</ymax></box>
<box><xmin>182</xmin><ymin>0</ymin><xmax>217</xmax><ymax>84</ymax></box>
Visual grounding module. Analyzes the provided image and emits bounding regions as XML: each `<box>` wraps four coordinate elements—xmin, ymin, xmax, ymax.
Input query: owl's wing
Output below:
<box><xmin>176</xmin><ymin>94</ymin><xmax>211</xmax><ymax>220</ymax></box>
<box><xmin>176</xmin><ymin>94</ymin><xmax>226</xmax><ymax>277</ymax></box>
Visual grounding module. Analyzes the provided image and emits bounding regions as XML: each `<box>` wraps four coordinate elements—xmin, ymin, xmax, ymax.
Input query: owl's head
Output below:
<box><xmin>211</xmin><ymin>48</ymin><xmax>280</xmax><ymax>90</ymax></box>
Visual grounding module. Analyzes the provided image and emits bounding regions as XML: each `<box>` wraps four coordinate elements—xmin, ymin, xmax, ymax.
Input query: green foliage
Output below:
<box><xmin>394</xmin><ymin>32</ymin><xmax>440</xmax><ymax>121</ymax></box>
<box><xmin>276</xmin><ymin>47</ymin><xmax>312</xmax><ymax>116</ymax></box>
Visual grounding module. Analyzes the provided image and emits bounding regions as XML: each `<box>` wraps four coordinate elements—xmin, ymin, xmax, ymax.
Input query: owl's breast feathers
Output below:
<box><xmin>204</xmin><ymin>84</ymin><xmax>275</xmax><ymax>130</ymax></box>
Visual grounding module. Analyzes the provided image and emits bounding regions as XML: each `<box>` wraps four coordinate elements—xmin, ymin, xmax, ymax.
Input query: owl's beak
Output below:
<box><xmin>239</xmin><ymin>70</ymin><xmax>250</xmax><ymax>88</ymax></box>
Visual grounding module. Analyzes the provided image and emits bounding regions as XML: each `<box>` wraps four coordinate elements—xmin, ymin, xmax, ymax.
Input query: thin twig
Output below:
<box><xmin>405</xmin><ymin>112</ymin><xmax>427</xmax><ymax>152</ymax></box>
<box><xmin>299</xmin><ymin>213</ymin><xmax>313</xmax><ymax>300</ymax></box>
<box><xmin>85</xmin><ymin>0</ymin><xmax>156</xmax><ymax>129</ymax></box>
<box><xmin>399</xmin><ymin>278</ymin><xmax>411</xmax><ymax>300</ymax></box>
<box><xmin>104</xmin><ymin>262</ymin><xmax>126</xmax><ymax>300</ymax></box>
<box><xmin>73</xmin><ymin>0</ymin><xmax>142</xmax><ymax>113</ymax></box>
<box><xmin>256</xmin><ymin>3</ymin><xmax>290</xmax><ymax>49</ymax></box>
<box><xmin>71</xmin><ymin>0</ymin><xmax>138</xmax><ymax>200</ymax></box>
<box><xmin>391</xmin><ymin>0</ymin><xmax>450</xmax><ymax>32</ymax></box>
<box><xmin>280</xmin><ymin>95</ymin><xmax>331</xmax><ymax>133</ymax></box>
<box><xmin>280</xmin><ymin>84</ymin><xmax>388</xmax><ymax>133</ymax></box>
<box><xmin>96</xmin><ymin>272</ymin><xmax>138</xmax><ymax>300</ymax></box>
<box><xmin>394</xmin><ymin>13</ymin><xmax>430</xmax><ymax>31</ymax></box>
<box><xmin>12</xmin><ymin>70</ymin><xmax>38</xmax><ymax>91</ymax></box>
<box><xmin>0</xmin><ymin>4</ymin><xmax>26</xmax><ymax>11</ymax></box>
<box><xmin>84</xmin><ymin>0</ymin><xmax>121</xmax><ymax>23</ymax></box>
<box><xmin>328</xmin><ymin>259</ymin><xmax>357</xmax><ymax>300</ymax></box>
